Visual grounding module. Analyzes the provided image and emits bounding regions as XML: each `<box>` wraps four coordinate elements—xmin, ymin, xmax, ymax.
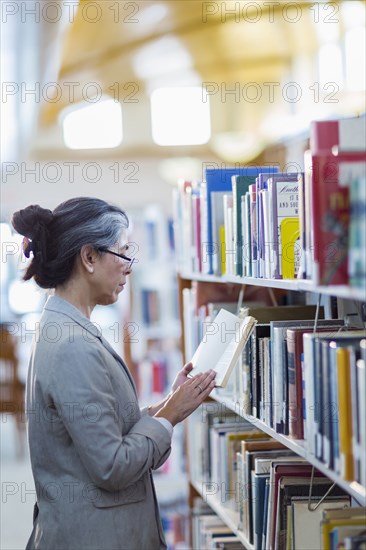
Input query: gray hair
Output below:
<box><xmin>11</xmin><ymin>197</ymin><xmax>129</xmax><ymax>289</ymax></box>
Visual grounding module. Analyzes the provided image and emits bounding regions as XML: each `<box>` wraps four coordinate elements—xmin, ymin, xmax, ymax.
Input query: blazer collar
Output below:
<box><xmin>43</xmin><ymin>295</ymin><xmax>137</xmax><ymax>394</ymax></box>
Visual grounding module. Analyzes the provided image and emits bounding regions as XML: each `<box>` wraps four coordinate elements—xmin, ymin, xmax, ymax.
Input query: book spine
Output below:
<box><xmin>232</xmin><ymin>177</ymin><xmax>240</xmax><ymax>276</ymax></box>
<box><xmin>357</xmin><ymin>356</ymin><xmax>366</xmax><ymax>486</ymax></box>
<box><xmin>244</xmin><ymin>192</ymin><xmax>252</xmax><ymax>277</ymax></box>
<box><xmin>336</xmin><ymin>347</ymin><xmax>354</xmax><ymax>480</ymax></box>
<box><xmin>314</xmin><ymin>338</ymin><xmax>323</xmax><ymax>461</ymax></box>
<box><xmin>321</xmin><ymin>341</ymin><xmax>332</xmax><ymax>468</ymax></box>
<box><xmin>329</xmin><ymin>345</ymin><xmax>340</xmax><ymax>475</ymax></box>
<box><xmin>271</xmin><ymin>327</ymin><xmax>286</xmax><ymax>434</ymax></box>
<box><xmin>349</xmin><ymin>347</ymin><xmax>360</xmax><ymax>482</ymax></box>
<box><xmin>240</xmin><ymin>194</ymin><xmax>246</xmax><ymax>278</ymax></box>
<box><xmin>298</xmin><ymin>173</ymin><xmax>306</xmax><ymax>280</ymax></box>
<box><xmin>303</xmin><ymin>335</ymin><xmax>316</xmax><ymax>456</ymax></box>
<box><xmin>200</xmin><ymin>182</ymin><xmax>209</xmax><ymax>274</ymax></box>
<box><xmin>250</xmin><ymin>185</ymin><xmax>258</xmax><ymax>278</ymax></box>
<box><xmin>287</xmin><ymin>331</ymin><xmax>303</xmax><ymax>439</ymax></box>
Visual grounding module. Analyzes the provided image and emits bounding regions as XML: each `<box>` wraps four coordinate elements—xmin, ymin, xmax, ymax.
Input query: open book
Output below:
<box><xmin>189</xmin><ymin>308</ymin><xmax>257</xmax><ymax>387</ymax></box>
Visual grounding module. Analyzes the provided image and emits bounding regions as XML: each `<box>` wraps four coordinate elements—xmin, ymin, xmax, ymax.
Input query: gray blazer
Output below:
<box><xmin>25</xmin><ymin>295</ymin><xmax>171</xmax><ymax>550</ymax></box>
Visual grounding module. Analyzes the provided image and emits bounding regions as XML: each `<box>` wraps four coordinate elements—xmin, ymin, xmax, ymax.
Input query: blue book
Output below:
<box><xmin>204</xmin><ymin>166</ymin><xmax>278</xmax><ymax>275</ymax></box>
<box><xmin>262</xmin><ymin>477</ymin><xmax>270</xmax><ymax>550</ymax></box>
<box><xmin>252</xmin><ymin>471</ymin><xmax>269</xmax><ymax>550</ymax></box>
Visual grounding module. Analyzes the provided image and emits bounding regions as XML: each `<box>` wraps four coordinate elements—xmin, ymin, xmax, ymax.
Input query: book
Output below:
<box><xmin>340</xmin><ymin>160</ymin><xmax>366</xmax><ymax>290</ymax></box>
<box><xmin>192</xmin><ymin>192</ymin><xmax>202</xmax><ymax>272</ymax></box>
<box><xmin>211</xmin><ymin>190</ymin><xmax>228</xmax><ymax>275</ymax></box>
<box><xmin>357</xmin><ymin>343</ymin><xmax>366</xmax><ymax>487</ymax></box>
<box><xmin>276</xmin><ymin>478</ymin><xmax>349</xmax><ymax>550</ymax></box>
<box><xmin>255</xmin><ymin>170</ymin><xmax>280</xmax><ymax>278</ymax></box>
<box><xmin>245</xmin><ymin>305</ymin><xmax>324</xmax><ymax>427</ymax></box>
<box><xmin>204</xmin><ymin>166</ymin><xmax>278</xmax><ymax>275</ymax></box>
<box><xmin>267</xmin><ymin>174</ymin><xmax>300</xmax><ymax>279</ymax></box>
<box><xmin>337</xmin><ymin>347</ymin><xmax>354</xmax><ymax>480</ymax></box>
<box><xmin>190</xmin><ymin>308</ymin><xmax>257</xmax><ymax>387</ymax></box>
<box><xmin>290</xmin><ymin>496</ymin><xmax>351</xmax><ymax>550</ymax></box>
<box><xmin>231</xmin><ymin>175</ymin><xmax>258</xmax><ymax>277</ymax></box>
<box><xmin>310</xmin><ymin>150</ymin><xmax>366</xmax><ymax>285</ymax></box>
<box><xmin>314</xmin><ymin>332</ymin><xmax>364</xmax><ymax>466</ymax></box>
<box><xmin>310</xmin><ymin>116</ymin><xmax>366</xmax><ymax>154</ymax></box>
<box><xmin>242</xmin><ymin>192</ymin><xmax>251</xmax><ymax>277</ymax></box>
<box><xmin>286</xmin><ymin>321</ymin><xmax>345</xmax><ymax>440</ymax></box>
<box><xmin>270</xmin><ymin>312</ymin><xmax>325</xmax><ymax>434</ymax></box>
<box><xmin>249</xmin><ymin>184</ymin><xmax>258</xmax><ymax>277</ymax></box>
<box><xmin>223</xmin><ymin>193</ymin><xmax>234</xmax><ymax>275</ymax></box>
<box><xmin>280</xmin><ymin>218</ymin><xmax>300</xmax><ymax>279</ymax></box>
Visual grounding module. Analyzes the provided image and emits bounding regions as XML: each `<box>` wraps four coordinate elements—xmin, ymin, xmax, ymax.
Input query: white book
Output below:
<box><xmin>223</xmin><ymin>194</ymin><xmax>234</xmax><ymax>276</ymax></box>
<box><xmin>200</xmin><ymin>181</ymin><xmax>210</xmax><ymax>275</ymax></box>
<box><xmin>190</xmin><ymin>309</ymin><xmax>257</xmax><ymax>388</ymax></box>
<box><xmin>243</xmin><ymin>192</ymin><xmax>251</xmax><ymax>277</ymax></box>
<box><xmin>291</xmin><ymin>498</ymin><xmax>350</xmax><ymax>550</ymax></box>
<box><xmin>303</xmin><ymin>333</ymin><xmax>316</xmax><ymax>456</ymax></box>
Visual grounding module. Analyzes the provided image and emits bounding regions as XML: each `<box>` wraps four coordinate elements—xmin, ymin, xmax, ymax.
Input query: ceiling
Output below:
<box><xmin>34</xmin><ymin>0</ymin><xmax>365</xmax><ymax>161</ymax></box>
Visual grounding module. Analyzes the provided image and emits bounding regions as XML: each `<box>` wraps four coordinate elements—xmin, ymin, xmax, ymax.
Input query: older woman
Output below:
<box><xmin>12</xmin><ymin>197</ymin><xmax>215</xmax><ymax>550</ymax></box>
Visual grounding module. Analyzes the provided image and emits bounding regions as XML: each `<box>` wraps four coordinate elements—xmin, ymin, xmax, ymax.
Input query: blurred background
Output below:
<box><xmin>0</xmin><ymin>1</ymin><xmax>365</xmax><ymax>548</ymax></box>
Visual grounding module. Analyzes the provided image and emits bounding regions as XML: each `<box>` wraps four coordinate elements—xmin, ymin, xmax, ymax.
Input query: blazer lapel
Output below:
<box><xmin>98</xmin><ymin>335</ymin><xmax>138</xmax><ymax>396</ymax></box>
<box><xmin>44</xmin><ymin>295</ymin><xmax>138</xmax><ymax>397</ymax></box>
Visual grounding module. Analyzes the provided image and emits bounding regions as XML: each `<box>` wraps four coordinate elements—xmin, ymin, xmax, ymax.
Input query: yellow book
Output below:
<box><xmin>336</xmin><ymin>347</ymin><xmax>354</xmax><ymax>481</ymax></box>
<box><xmin>286</xmin><ymin>505</ymin><xmax>292</xmax><ymax>550</ymax></box>
<box><xmin>322</xmin><ymin>518</ymin><xmax>365</xmax><ymax>550</ymax></box>
<box><xmin>280</xmin><ymin>217</ymin><xmax>300</xmax><ymax>279</ymax></box>
<box><xmin>219</xmin><ymin>224</ymin><xmax>226</xmax><ymax>274</ymax></box>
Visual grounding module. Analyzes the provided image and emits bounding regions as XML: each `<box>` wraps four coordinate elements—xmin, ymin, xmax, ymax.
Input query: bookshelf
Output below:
<box><xmin>127</xmin><ymin>206</ymin><xmax>189</xmax><ymax>547</ymax></box>
<box><xmin>190</xmin><ymin>479</ymin><xmax>254</xmax><ymax>550</ymax></box>
<box><xmin>180</xmin><ymin>272</ymin><xmax>366</xmax><ymax>302</ymax></box>
<box><xmin>174</xmin><ymin>123</ymin><xmax>366</xmax><ymax>547</ymax></box>
<box><xmin>179</xmin><ymin>271</ymin><xmax>366</xmax><ymax>549</ymax></box>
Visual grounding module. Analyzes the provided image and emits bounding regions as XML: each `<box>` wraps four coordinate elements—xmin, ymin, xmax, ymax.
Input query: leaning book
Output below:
<box><xmin>190</xmin><ymin>308</ymin><xmax>257</xmax><ymax>387</ymax></box>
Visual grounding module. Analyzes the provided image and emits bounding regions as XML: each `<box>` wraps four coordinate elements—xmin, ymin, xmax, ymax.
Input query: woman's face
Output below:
<box><xmin>92</xmin><ymin>231</ymin><xmax>133</xmax><ymax>305</ymax></box>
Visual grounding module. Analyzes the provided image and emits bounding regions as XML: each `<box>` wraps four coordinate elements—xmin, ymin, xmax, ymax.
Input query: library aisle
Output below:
<box><xmin>0</xmin><ymin>418</ymin><xmax>34</xmax><ymax>550</ymax></box>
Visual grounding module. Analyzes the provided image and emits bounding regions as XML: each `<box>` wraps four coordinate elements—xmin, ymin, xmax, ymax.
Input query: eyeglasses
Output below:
<box><xmin>98</xmin><ymin>248</ymin><xmax>135</xmax><ymax>268</ymax></box>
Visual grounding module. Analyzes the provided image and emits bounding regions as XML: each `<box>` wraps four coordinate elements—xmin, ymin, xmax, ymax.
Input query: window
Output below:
<box><xmin>151</xmin><ymin>87</ymin><xmax>211</xmax><ymax>146</ymax></box>
<box><xmin>62</xmin><ymin>98</ymin><xmax>122</xmax><ymax>149</ymax></box>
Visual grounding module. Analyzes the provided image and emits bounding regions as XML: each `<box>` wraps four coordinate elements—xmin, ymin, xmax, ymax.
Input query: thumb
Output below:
<box><xmin>183</xmin><ymin>362</ymin><xmax>193</xmax><ymax>373</ymax></box>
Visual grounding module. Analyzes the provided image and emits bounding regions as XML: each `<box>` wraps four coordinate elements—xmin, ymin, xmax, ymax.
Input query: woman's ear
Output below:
<box><xmin>80</xmin><ymin>245</ymin><xmax>98</xmax><ymax>274</ymax></box>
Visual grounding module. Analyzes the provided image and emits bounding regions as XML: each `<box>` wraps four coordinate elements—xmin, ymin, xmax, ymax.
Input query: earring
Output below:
<box><xmin>89</xmin><ymin>267</ymin><xmax>94</xmax><ymax>274</ymax></box>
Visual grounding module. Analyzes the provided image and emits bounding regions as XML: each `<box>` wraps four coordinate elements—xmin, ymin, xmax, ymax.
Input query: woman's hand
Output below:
<box><xmin>155</xmin><ymin>370</ymin><xmax>216</xmax><ymax>426</ymax></box>
<box><xmin>171</xmin><ymin>362</ymin><xmax>194</xmax><ymax>392</ymax></box>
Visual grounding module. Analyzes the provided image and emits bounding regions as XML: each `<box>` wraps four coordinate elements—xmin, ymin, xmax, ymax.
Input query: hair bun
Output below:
<box><xmin>11</xmin><ymin>205</ymin><xmax>53</xmax><ymax>239</ymax></box>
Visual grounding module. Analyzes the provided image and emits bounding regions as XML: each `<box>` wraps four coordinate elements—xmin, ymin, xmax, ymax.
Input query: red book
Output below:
<box><xmin>311</xmin><ymin>151</ymin><xmax>366</xmax><ymax>285</ymax></box>
<box><xmin>269</xmin><ymin>463</ymin><xmax>326</xmax><ymax>550</ymax></box>
<box><xmin>310</xmin><ymin>117</ymin><xmax>365</xmax><ymax>154</ymax></box>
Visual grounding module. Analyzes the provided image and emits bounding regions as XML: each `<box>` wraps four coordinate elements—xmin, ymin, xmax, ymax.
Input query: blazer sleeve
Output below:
<box><xmin>49</xmin><ymin>337</ymin><xmax>171</xmax><ymax>492</ymax></box>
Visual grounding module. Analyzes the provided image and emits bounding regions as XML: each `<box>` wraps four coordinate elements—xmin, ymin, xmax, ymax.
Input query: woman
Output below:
<box><xmin>12</xmin><ymin>197</ymin><xmax>216</xmax><ymax>550</ymax></box>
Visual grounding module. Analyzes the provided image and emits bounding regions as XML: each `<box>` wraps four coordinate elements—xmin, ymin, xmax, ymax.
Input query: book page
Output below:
<box><xmin>190</xmin><ymin>308</ymin><xmax>256</xmax><ymax>387</ymax></box>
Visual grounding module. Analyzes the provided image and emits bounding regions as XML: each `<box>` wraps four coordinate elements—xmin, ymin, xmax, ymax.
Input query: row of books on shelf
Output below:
<box><xmin>130</xmin><ymin>207</ymin><xmax>175</xmax><ymax>263</ymax></box>
<box><xmin>183</xmin><ymin>288</ymin><xmax>366</xmax><ymax>487</ymax></box>
<box><xmin>192</xmin><ymin>498</ymin><xmax>245</xmax><ymax>549</ymax></box>
<box><xmin>188</xmin><ymin>408</ymin><xmax>366</xmax><ymax>550</ymax></box>
<box><xmin>137</xmin><ymin>347</ymin><xmax>182</xmax><ymax>402</ymax></box>
<box><xmin>173</xmin><ymin>115</ymin><xmax>366</xmax><ymax>288</ymax></box>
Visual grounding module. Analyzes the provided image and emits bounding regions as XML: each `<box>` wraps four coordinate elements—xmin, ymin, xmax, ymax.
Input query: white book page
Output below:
<box><xmin>190</xmin><ymin>309</ymin><xmax>256</xmax><ymax>387</ymax></box>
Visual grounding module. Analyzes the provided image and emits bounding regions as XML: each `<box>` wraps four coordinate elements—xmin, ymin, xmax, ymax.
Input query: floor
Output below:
<box><xmin>0</xmin><ymin>417</ymin><xmax>34</xmax><ymax>550</ymax></box>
